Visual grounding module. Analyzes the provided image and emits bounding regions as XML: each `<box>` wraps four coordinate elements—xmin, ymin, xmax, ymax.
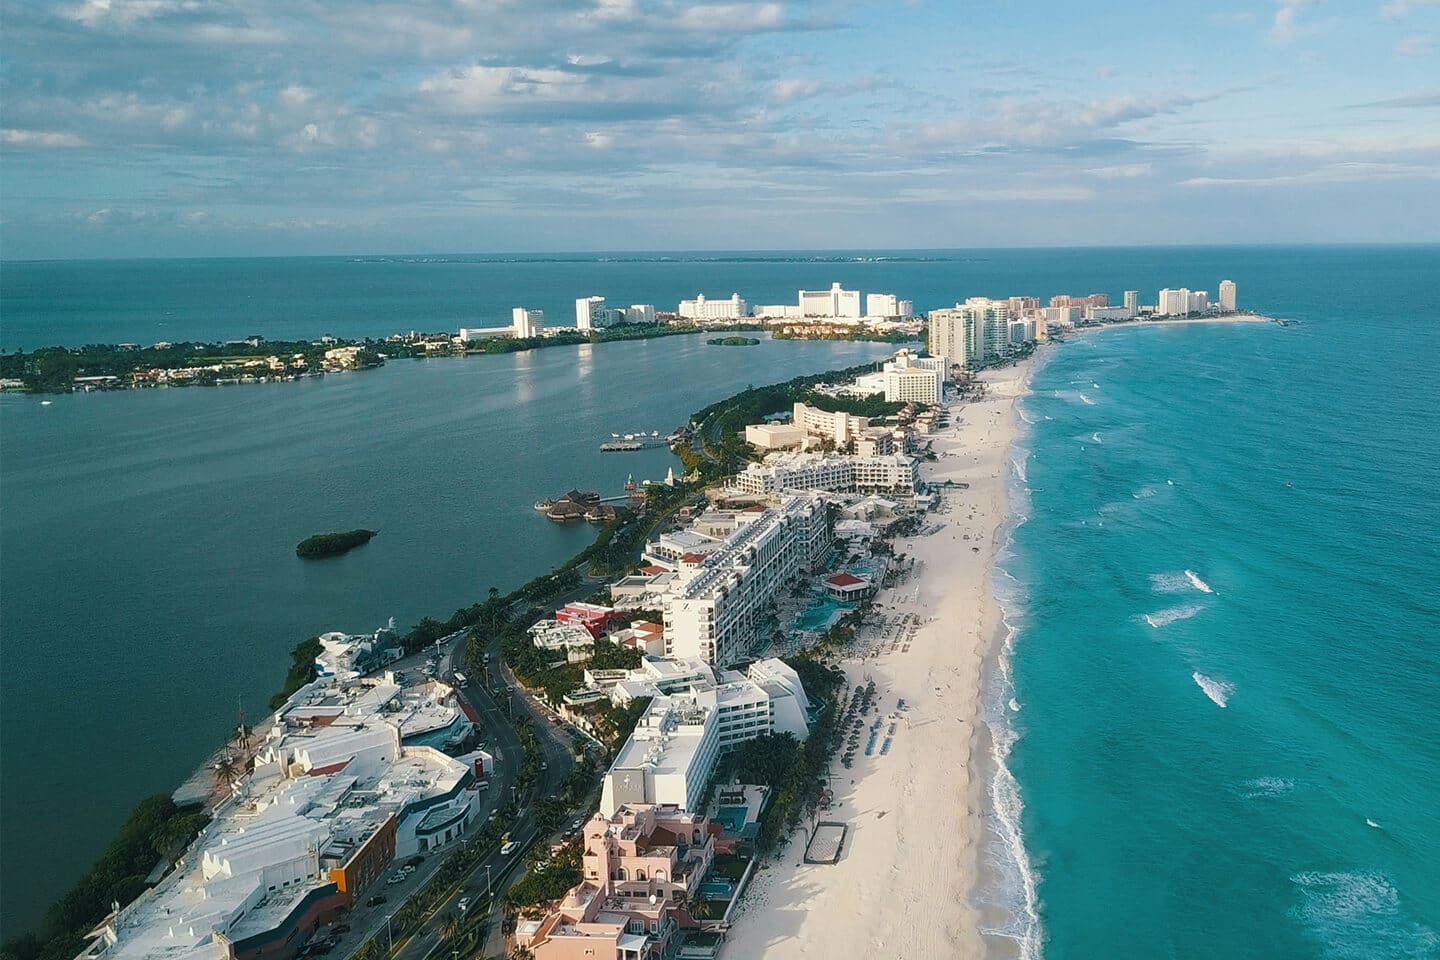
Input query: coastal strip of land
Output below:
<box><xmin>723</xmin><ymin>358</ymin><xmax>1036</xmax><ymax>959</ymax></box>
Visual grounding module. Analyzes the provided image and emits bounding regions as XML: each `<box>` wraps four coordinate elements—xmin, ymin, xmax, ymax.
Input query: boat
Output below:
<box><xmin>534</xmin><ymin>499</ymin><xmax>556</xmax><ymax>511</ymax></box>
<box><xmin>40</xmin><ymin>400</ymin><xmax>53</xmax><ymax>406</ymax></box>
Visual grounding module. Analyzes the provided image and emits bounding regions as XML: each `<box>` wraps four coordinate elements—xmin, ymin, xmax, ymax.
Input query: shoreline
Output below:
<box><xmin>1071</xmin><ymin>312</ymin><xmax>1275</xmax><ymax>335</ymax></box>
<box><xmin>722</xmin><ymin>354</ymin><xmax>1040</xmax><ymax>959</ymax></box>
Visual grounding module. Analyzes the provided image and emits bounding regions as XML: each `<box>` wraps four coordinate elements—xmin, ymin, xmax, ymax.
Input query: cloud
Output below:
<box><xmin>1395</xmin><ymin>33</ymin><xmax>1435</xmax><ymax>55</ymax></box>
<box><xmin>1181</xmin><ymin>161</ymin><xmax>1440</xmax><ymax>187</ymax></box>
<box><xmin>2</xmin><ymin>128</ymin><xmax>86</xmax><ymax>147</ymax></box>
<box><xmin>1349</xmin><ymin>90</ymin><xmax>1440</xmax><ymax>108</ymax></box>
<box><xmin>1270</xmin><ymin>0</ymin><xmax>1317</xmax><ymax>43</ymax></box>
<box><xmin>1382</xmin><ymin>0</ymin><xmax>1440</xmax><ymax>20</ymax></box>
<box><xmin>1085</xmin><ymin>163</ymin><xmax>1153</xmax><ymax>178</ymax></box>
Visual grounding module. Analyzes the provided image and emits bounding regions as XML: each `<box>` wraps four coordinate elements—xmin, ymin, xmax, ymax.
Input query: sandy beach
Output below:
<box><xmin>723</xmin><ymin>357</ymin><xmax>1039</xmax><ymax>959</ymax></box>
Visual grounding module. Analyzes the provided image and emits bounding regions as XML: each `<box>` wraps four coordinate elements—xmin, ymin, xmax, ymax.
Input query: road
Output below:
<box><xmin>378</xmin><ymin>627</ymin><xmax>590</xmax><ymax>960</ymax></box>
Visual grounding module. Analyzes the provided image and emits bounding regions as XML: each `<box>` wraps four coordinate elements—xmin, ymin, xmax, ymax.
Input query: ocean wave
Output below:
<box><xmin>1184</xmin><ymin>570</ymin><xmax>1215</xmax><ymax>593</ymax></box>
<box><xmin>1232</xmin><ymin>776</ymin><xmax>1296</xmax><ymax>799</ymax></box>
<box><xmin>1150</xmin><ymin>571</ymin><xmax>1214</xmax><ymax>595</ymax></box>
<box><xmin>1142</xmin><ymin>604</ymin><xmax>1205</xmax><ymax>628</ymax></box>
<box><xmin>1078</xmin><ymin>392</ymin><xmax>1097</xmax><ymax>406</ymax></box>
<box><xmin>1291</xmin><ymin>870</ymin><xmax>1439</xmax><ymax>959</ymax></box>
<box><xmin>985</xmin><ymin>695</ymin><xmax>1043</xmax><ymax>959</ymax></box>
<box><xmin>1018</xmin><ymin>407</ymin><xmax>1037</xmax><ymax>426</ymax></box>
<box><xmin>1010</xmin><ymin>454</ymin><xmax>1028</xmax><ymax>484</ymax></box>
<box><xmin>1090</xmin><ymin>432</ymin><xmax>1103</xmax><ymax>444</ymax></box>
<box><xmin>1132</xmin><ymin>484</ymin><xmax>1158</xmax><ymax>499</ymax></box>
<box><xmin>1193</xmin><ymin>672</ymin><xmax>1234</xmax><ymax>708</ymax></box>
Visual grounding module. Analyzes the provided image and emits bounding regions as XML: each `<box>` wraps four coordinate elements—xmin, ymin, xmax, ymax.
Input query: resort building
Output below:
<box><xmin>799</xmin><ymin>283</ymin><xmax>862</xmax><ymax>319</ymax></box>
<box><xmin>732</xmin><ymin>452</ymin><xmax>921</xmax><ymax>497</ymax></box>
<box><xmin>864</xmin><ymin>293</ymin><xmax>914</xmax><ymax>319</ymax></box>
<box><xmin>930</xmin><ymin>297</ymin><xmax>1021</xmax><ymax>367</ymax></box>
<box><xmin>1124</xmin><ymin>290</ymin><xmax>1141</xmax><ymax>314</ymax></box>
<box><xmin>793</xmin><ymin>402</ymin><xmax>870</xmax><ymax>448</ymax></box>
<box><xmin>1219</xmin><ymin>279</ymin><xmax>1237</xmax><ymax>311</ymax></box>
<box><xmin>598</xmin><ymin>657</ymin><xmax>814</xmax><ymax>818</ymax></box>
<box><xmin>513</xmin><ymin>307</ymin><xmax>545</xmax><ymax>338</ymax></box>
<box><xmin>313</xmin><ymin>622</ymin><xmax>402</xmax><ymax>681</ymax></box>
<box><xmin>881</xmin><ymin>350</ymin><xmax>945</xmax><ymax>404</ymax></box>
<box><xmin>1085</xmin><ymin>305</ymin><xmax>1133</xmax><ymax>322</ymax></box>
<box><xmin>515</xmin><ymin>805</ymin><xmax>717</xmax><ymax>960</ymax></box>
<box><xmin>77</xmin><ymin>677</ymin><xmax>485</xmax><ymax>960</ymax></box>
<box><xmin>678</xmin><ymin>293</ymin><xmax>748</xmax><ymax>321</ymax></box>
<box><xmin>576</xmin><ymin>296</ymin><xmax>607</xmax><ymax>330</ymax></box>
<box><xmin>743</xmin><ymin>421</ymin><xmax>806</xmax><ymax>451</ymax></box>
<box><xmin>658</xmin><ymin>496</ymin><xmax>831</xmax><ymax>666</ymax></box>
<box><xmin>531</xmin><ymin>620</ymin><xmax>599</xmax><ymax>652</ymax></box>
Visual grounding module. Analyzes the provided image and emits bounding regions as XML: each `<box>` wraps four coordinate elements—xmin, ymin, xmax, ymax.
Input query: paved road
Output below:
<box><xmin>382</xmin><ymin>629</ymin><xmax>587</xmax><ymax>960</ymax></box>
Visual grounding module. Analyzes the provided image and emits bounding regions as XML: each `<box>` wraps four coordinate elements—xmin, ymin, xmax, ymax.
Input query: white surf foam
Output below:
<box><xmin>1290</xmin><ymin>870</ymin><xmax>1439</xmax><ymax>958</ymax></box>
<box><xmin>1009</xmin><ymin>698</ymin><xmax>1021</xmax><ymax>712</ymax></box>
<box><xmin>1233</xmin><ymin>776</ymin><xmax>1296</xmax><ymax>799</ymax></box>
<box><xmin>1149</xmin><ymin>572</ymin><xmax>1191</xmax><ymax>594</ymax></box>
<box><xmin>1090</xmin><ymin>432</ymin><xmax>1102</xmax><ymax>444</ymax></box>
<box><xmin>1193</xmin><ymin>672</ymin><xmax>1233</xmax><ymax>708</ymax></box>
<box><xmin>1078</xmin><ymin>392</ymin><xmax>1096</xmax><ymax>405</ymax></box>
<box><xmin>1018</xmin><ymin>407</ymin><xmax>1037</xmax><ymax>425</ymax></box>
<box><xmin>1132</xmin><ymin>484</ymin><xmax>1157</xmax><ymax>499</ymax></box>
<box><xmin>1143</xmin><ymin>604</ymin><xmax>1204</xmax><ymax>628</ymax></box>
<box><xmin>1367</xmin><ymin>818</ymin><xmax>1381</xmax><ymax>829</ymax></box>
<box><xmin>1184</xmin><ymin>570</ymin><xmax>1215</xmax><ymax>594</ymax></box>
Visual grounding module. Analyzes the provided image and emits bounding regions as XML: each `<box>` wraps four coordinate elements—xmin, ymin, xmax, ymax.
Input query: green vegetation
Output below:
<box><xmin>771</xmin><ymin>327</ymin><xmax>921</xmax><ymax>344</ymax></box>
<box><xmin>720</xmin><ymin>656</ymin><xmax>847</xmax><ymax>857</ymax></box>
<box><xmin>706</xmin><ymin>336</ymin><xmax>761</xmax><ymax>346</ymax></box>
<box><xmin>270</xmin><ymin>636</ymin><xmax>324</xmax><ymax>709</ymax></box>
<box><xmin>798</xmin><ymin>390</ymin><xmax>907</xmax><ymax>419</ymax></box>
<box><xmin>678</xmin><ymin>360</ymin><xmax>888</xmax><ymax>482</ymax></box>
<box><xmin>2</xmin><ymin>796</ymin><xmax>210</xmax><ymax>960</ymax></box>
<box><xmin>295</xmin><ymin>528</ymin><xmax>376</xmax><ymax>559</ymax></box>
<box><xmin>505</xmin><ymin>837</ymin><xmax>583</xmax><ymax>910</ymax></box>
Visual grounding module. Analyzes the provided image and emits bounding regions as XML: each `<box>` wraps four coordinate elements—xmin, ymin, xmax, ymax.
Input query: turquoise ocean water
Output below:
<box><xmin>994</xmin><ymin>276</ymin><xmax>1440</xmax><ymax>957</ymax></box>
<box><xmin>2</xmin><ymin>247</ymin><xmax>1437</xmax><ymax>954</ymax></box>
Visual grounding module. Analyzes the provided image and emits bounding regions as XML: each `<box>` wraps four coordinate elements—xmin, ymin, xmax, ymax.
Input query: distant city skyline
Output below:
<box><xmin>2</xmin><ymin>0</ymin><xmax>1438</xmax><ymax>259</ymax></box>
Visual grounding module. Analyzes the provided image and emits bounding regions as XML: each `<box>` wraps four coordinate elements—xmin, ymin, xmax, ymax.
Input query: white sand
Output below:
<box><xmin>723</xmin><ymin>359</ymin><xmax>1037</xmax><ymax>959</ymax></box>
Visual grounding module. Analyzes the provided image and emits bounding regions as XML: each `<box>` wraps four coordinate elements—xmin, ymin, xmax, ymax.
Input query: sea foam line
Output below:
<box><xmin>1184</xmin><ymin>570</ymin><xmax>1215</xmax><ymax>594</ymax></box>
<box><xmin>1142</xmin><ymin>603</ymin><xmax>1205</xmax><ymax>628</ymax></box>
<box><xmin>1193</xmin><ymin>672</ymin><xmax>1233</xmax><ymax>708</ymax></box>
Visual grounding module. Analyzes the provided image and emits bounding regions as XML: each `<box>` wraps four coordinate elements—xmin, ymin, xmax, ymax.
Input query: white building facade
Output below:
<box><xmin>678</xmin><ymin>293</ymin><xmax>748</xmax><ymax>320</ymax></box>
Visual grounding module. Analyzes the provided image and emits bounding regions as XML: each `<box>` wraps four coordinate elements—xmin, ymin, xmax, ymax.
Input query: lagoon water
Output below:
<box><xmin>3</xmin><ymin>247</ymin><xmax>1438</xmax><ymax>954</ymax></box>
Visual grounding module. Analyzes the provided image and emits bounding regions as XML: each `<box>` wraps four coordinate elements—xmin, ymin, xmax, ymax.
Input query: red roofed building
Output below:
<box><xmin>824</xmin><ymin>571</ymin><xmax>874</xmax><ymax>601</ymax></box>
<box><xmin>556</xmin><ymin>602</ymin><xmax>625</xmax><ymax>638</ymax></box>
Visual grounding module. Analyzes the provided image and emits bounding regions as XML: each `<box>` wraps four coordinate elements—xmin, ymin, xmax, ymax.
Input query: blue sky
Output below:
<box><xmin>2</xmin><ymin>0</ymin><xmax>1438</xmax><ymax>258</ymax></box>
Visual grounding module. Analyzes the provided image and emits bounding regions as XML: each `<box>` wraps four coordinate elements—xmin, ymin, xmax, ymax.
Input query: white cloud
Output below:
<box><xmin>1270</xmin><ymin>0</ymin><xmax>1317</xmax><ymax>43</ymax></box>
<box><xmin>1085</xmin><ymin>163</ymin><xmax>1153</xmax><ymax>178</ymax></box>
<box><xmin>1395</xmin><ymin>33</ymin><xmax>1435</xmax><ymax>55</ymax></box>
<box><xmin>1382</xmin><ymin>0</ymin><xmax>1440</xmax><ymax>20</ymax></box>
<box><xmin>1181</xmin><ymin>161</ymin><xmax>1440</xmax><ymax>187</ymax></box>
<box><xmin>2</xmin><ymin>128</ymin><xmax>86</xmax><ymax>147</ymax></box>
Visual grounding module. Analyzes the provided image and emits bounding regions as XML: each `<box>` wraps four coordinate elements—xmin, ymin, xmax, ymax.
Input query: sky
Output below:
<box><xmin>1</xmin><ymin>0</ymin><xmax>1438</xmax><ymax>259</ymax></box>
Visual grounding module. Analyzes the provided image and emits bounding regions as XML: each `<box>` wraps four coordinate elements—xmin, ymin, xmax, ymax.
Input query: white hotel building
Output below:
<box><xmin>733</xmin><ymin>451</ymin><xmax>921</xmax><ymax>497</ymax></box>
<box><xmin>678</xmin><ymin>293</ymin><xmax>748</xmax><ymax>320</ymax></box>
<box><xmin>78</xmin><ymin>677</ymin><xmax>486</xmax><ymax>960</ymax></box>
<box><xmin>599</xmin><ymin>658</ymin><xmax>815</xmax><ymax>817</ymax></box>
<box><xmin>657</xmin><ymin>496</ymin><xmax>831</xmax><ymax>667</ymax></box>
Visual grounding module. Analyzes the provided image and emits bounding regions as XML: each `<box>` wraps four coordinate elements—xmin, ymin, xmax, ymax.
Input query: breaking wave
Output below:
<box><xmin>1184</xmin><ymin>570</ymin><xmax>1215</xmax><ymax>593</ymax></box>
<box><xmin>1290</xmin><ymin>870</ymin><xmax>1439</xmax><ymax>959</ymax></box>
<box><xmin>1232</xmin><ymin>777</ymin><xmax>1296</xmax><ymax>799</ymax></box>
<box><xmin>1193</xmin><ymin>672</ymin><xmax>1234</xmax><ymax>707</ymax></box>
<box><xmin>1142</xmin><ymin>604</ymin><xmax>1205</xmax><ymax>628</ymax></box>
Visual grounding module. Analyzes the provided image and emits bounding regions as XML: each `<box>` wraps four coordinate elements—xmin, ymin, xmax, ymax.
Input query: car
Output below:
<box><xmin>540</xmin><ymin>761</ymin><xmax>548</xmax><ymax>770</ymax></box>
<box><xmin>487</xmin><ymin>811</ymin><xmax>497</xmax><ymax>822</ymax></box>
<box><xmin>457</xmin><ymin>897</ymin><xmax>471</xmax><ymax>913</ymax></box>
<box><xmin>500</xmin><ymin>841</ymin><xmax>518</xmax><ymax>856</ymax></box>
<box><xmin>366</xmin><ymin>895</ymin><xmax>388</xmax><ymax>907</ymax></box>
<box><xmin>571</xmin><ymin>819</ymin><xmax>583</xmax><ymax>831</ymax></box>
<box><xmin>404</xmin><ymin>855</ymin><xmax>425</xmax><ymax>868</ymax></box>
<box><xmin>387</xmin><ymin>873</ymin><xmax>405</xmax><ymax>884</ymax></box>
<box><xmin>331</xmin><ymin>924</ymin><xmax>350</xmax><ymax>935</ymax></box>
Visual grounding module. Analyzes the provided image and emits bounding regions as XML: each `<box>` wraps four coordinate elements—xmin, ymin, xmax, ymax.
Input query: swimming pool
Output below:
<box><xmin>697</xmin><ymin>878</ymin><xmax>735</xmax><ymax>899</ymax></box>
<box><xmin>795</xmin><ymin>594</ymin><xmax>853</xmax><ymax>632</ymax></box>
<box><xmin>715</xmin><ymin>806</ymin><xmax>747</xmax><ymax>834</ymax></box>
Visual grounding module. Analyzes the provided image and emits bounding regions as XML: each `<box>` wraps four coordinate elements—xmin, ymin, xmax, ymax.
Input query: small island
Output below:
<box><xmin>707</xmin><ymin>336</ymin><xmax>761</xmax><ymax>346</ymax></box>
<box><xmin>296</xmin><ymin>529</ymin><xmax>376</xmax><ymax>559</ymax></box>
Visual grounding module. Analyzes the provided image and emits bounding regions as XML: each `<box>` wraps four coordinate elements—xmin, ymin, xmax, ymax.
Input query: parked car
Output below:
<box><xmin>404</xmin><ymin>855</ymin><xmax>425</xmax><ymax>868</ymax></box>
<box><xmin>458</xmin><ymin>897</ymin><xmax>471</xmax><ymax>913</ymax></box>
<box><xmin>500</xmin><ymin>841</ymin><xmax>518</xmax><ymax>856</ymax></box>
<box><xmin>366</xmin><ymin>895</ymin><xmax>388</xmax><ymax>907</ymax></box>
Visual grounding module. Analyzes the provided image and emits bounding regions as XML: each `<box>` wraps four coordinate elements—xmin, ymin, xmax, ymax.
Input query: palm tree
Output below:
<box><xmin>213</xmin><ymin>756</ymin><xmax>237</xmax><ymax>791</ymax></box>
<box><xmin>441</xmin><ymin>913</ymin><xmax>461</xmax><ymax>943</ymax></box>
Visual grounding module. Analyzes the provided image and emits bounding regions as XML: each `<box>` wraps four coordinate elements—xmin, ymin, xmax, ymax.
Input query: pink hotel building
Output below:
<box><xmin>515</xmin><ymin>804</ymin><xmax>717</xmax><ymax>960</ymax></box>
